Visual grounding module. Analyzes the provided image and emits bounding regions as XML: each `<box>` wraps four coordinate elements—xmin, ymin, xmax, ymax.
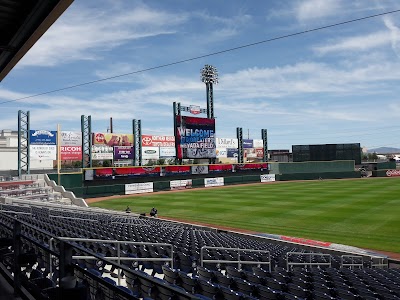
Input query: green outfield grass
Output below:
<box><xmin>89</xmin><ymin>177</ymin><xmax>400</xmax><ymax>253</ymax></box>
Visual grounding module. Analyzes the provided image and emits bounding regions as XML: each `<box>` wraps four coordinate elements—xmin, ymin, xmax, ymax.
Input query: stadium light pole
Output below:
<box><xmin>201</xmin><ymin>64</ymin><xmax>218</xmax><ymax>119</ymax></box>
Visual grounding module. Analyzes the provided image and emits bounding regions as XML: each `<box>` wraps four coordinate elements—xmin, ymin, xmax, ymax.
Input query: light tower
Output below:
<box><xmin>201</xmin><ymin>64</ymin><xmax>218</xmax><ymax>119</ymax></box>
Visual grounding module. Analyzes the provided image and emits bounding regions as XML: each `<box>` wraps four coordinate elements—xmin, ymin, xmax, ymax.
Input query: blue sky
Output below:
<box><xmin>1</xmin><ymin>0</ymin><xmax>400</xmax><ymax>151</ymax></box>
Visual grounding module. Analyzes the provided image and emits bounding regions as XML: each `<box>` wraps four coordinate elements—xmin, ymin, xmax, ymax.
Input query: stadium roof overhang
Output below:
<box><xmin>0</xmin><ymin>0</ymin><xmax>73</xmax><ymax>82</ymax></box>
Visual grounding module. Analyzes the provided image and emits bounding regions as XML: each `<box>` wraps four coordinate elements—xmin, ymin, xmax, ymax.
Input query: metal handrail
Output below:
<box><xmin>200</xmin><ymin>246</ymin><xmax>271</xmax><ymax>272</ymax></box>
<box><xmin>341</xmin><ymin>255</ymin><xmax>363</xmax><ymax>269</ymax></box>
<box><xmin>286</xmin><ymin>252</ymin><xmax>331</xmax><ymax>271</ymax></box>
<box><xmin>49</xmin><ymin>215</ymin><xmax>98</xmax><ymax>222</ymax></box>
<box><xmin>371</xmin><ymin>257</ymin><xmax>388</xmax><ymax>268</ymax></box>
<box><xmin>53</xmin><ymin>238</ymin><xmax>174</xmax><ymax>285</ymax></box>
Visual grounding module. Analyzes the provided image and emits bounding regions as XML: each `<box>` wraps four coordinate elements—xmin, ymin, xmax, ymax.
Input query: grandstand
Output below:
<box><xmin>0</xmin><ymin>174</ymin><xmax>85</xmax><ymax>206</ymax></box>
<box><xmin>1</xmin><ymin>178</ymin><xmax>400</xmax><ymax>300</ymax></box>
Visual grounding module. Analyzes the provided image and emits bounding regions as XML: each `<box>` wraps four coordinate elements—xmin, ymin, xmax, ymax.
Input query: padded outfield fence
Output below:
<box><xmin>47</xmin><ymin>161</ymin><xmax>365</xmax><ymax>199</ymax></box>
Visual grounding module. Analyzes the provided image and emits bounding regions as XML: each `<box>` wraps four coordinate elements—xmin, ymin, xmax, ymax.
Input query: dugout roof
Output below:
<box><xmin>0</xmin><ymin>0</ymin><xmax>73</xmax><ymax>81</ymax></box>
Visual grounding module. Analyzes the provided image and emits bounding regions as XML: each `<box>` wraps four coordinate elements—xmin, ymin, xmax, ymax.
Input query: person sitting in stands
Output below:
<box><xmin>150</xmin><ymin>207</ymin><xmax>158</xmax><ymax>217</ymax></box>
<box><xmin>125</xmin><ymin>206</ymin><xmax>131</xmax><ymax>213</ymax></box>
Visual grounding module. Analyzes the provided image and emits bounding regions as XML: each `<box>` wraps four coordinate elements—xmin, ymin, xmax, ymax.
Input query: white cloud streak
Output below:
<box><xmin>18</xmin><ymin>4</ymin><xmax>188</xmax><ymax>67</ymax></box>
<box><xmin>295</xmin><ymin>0</ymin><xmax>342</xmax><ymax>22</ymax></box>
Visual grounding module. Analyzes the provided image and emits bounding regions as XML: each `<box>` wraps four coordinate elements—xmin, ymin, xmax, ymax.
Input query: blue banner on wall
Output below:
<box><xmin>243</xmin><ymin>139</ymin><xmax>253</xmax><ymax>148</ymax></box>
<box><xmin>227</xmin><ymin>148</ymin><xmax>239</xmax><ymax>158</ymax></box>
<box><xmin>30</xmin><ymin>130</ymin><xmax>57</xmax><ymax>145</ymax></box>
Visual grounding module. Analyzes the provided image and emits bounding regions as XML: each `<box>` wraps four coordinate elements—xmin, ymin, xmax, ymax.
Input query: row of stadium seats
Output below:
<box><xmin>1</xmin><ymin>202</ymin><xmax>399</xmax><ymax>300</ymax></box>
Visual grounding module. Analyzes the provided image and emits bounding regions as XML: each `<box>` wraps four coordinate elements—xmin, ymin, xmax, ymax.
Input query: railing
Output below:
<box><xmin>51</xmin><ymin>238</ymin><xmax>174</xmax><ymax>286</ymax></box>
<box><xmin>0</xmin><ymin>216</ymin><xmax>197</xmax><ymax>299</ymax></box>
<box><xmin>341</xmin><ymin>255</ymin><xmax>363</xmax><ymax>269</ymax></box>
<box><xmin>200</xmin><ymin>246</ymin><xmax>271</xmax><ymax>272</ymax></box>
<box><xmin>371</xmin><ymin>256</ymin><xmax>388</xmax><ymax>268</ymax></box>
<box><xmin>286</xmin><ymin>252</ymin><xmax>332</xmax><ymax>271</ymax></box>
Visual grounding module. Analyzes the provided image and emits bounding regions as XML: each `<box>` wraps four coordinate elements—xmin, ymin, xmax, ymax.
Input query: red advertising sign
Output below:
<box><xmin>164</xmin><ymin>165</ymin><xmax>191</xmax><ymax>176</ymax></box>
<box><xmin>386</xmin><ymin>169</ymin><xmax>400</xmax><ymax>177</ymax></box>
<box><xmin>114</xmin><ymin>167</ymin><xmax>160</xmax><ymax>177</ymax></box>
<box><xmin>209</xmin><ymin>164</ymin><xmax>233</xmax><ymax>173</ymax></box>
<box><xmin>92</xmin><ymin>133</ymin><xmax>133</xmax><ymax>146</ymax></box>
<box><xmin>234</xmin><ymin>163</ymin><xmax>268</xmax><ymax>171</ymax></box>
<box><xmin>60</xmin><ymin>146</ymin><xmax>82</xmax><ymax>160</ymax></box>
<box><xmin>256</xmin><ymin>148</ymin><xmax>264</xmax><ymax>158</ymax></box>
<box><xmin>94</xmin><ymin>167</ymin><xmax>161</xmax><ymax>179</ymax></box>
<box><xmin>141</xmin><ymin>135</ymin><xmax>175</xmax><ymax>147</ymax></box>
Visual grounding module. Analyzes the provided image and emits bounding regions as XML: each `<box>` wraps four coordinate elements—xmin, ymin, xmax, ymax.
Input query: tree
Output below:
<box><xmin>102</xmin><ymin>160</ymin><xmax>111</xmax><ymax>167</ymax></box>
<box><xmin>157</xmin><ymin>158</ymin><xmax>165</xmax><ymax>165</ymax></box>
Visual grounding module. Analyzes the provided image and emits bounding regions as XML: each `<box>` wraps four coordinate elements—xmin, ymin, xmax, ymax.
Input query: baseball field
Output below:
<box><xmin>89</xmin><ymin>177</ymin><xmax>400</xmax><ymax>254</ymax></box>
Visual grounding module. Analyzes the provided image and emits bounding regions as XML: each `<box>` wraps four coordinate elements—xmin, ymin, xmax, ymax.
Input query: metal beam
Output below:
<box><xmin>18</xmin><ymin>110</ymin><xmax>30</xmax><ymax>176</ymax></box>
<box><xmin>81</xmin><ymin>115</ymin><xmax>92</xmax><ymax>168</ymax></box>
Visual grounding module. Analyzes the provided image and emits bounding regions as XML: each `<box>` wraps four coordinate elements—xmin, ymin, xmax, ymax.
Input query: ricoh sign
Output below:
<box><xmin>60</xmin><ymin>146</ymin><xmax>82</xmax><ymax>160</ymax></box>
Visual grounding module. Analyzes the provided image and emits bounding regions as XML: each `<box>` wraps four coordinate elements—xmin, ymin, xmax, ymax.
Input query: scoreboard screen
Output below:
<box><xmin>292</xmin><ymin>143</ymin><xmax>361</xmax><ymax>164</ymax></box>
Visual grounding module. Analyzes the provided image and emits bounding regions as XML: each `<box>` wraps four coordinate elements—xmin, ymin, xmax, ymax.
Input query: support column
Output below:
<box><xmin>81</xmin><ymin>115</ymin><xmax>92</xmax><ymax>168</ymax></box>
<box><xmin>236</xmin><ymin>127</ymin><xmax>244</xmax><ymax>164</ymax></box>
<box><xmin>18</xmin><ymin>110</ymin><xmax>30</xmax><ymax>176</ymax></box>
<box><xmin>261</xmin><ymin>129</ymin><xmax>268</xmax><ymax>162</ymax></box>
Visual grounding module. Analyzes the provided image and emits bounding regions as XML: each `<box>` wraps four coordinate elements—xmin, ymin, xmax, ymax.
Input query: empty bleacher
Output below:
<box><xmin>0</xmin><ymin>174</ymin><xmax>81</xmax><ymax>205</ymax></box>
<box><xmin>1</xmin><ymin>202</ymin><xmax>399</xmax><ymax>300</ymax></box>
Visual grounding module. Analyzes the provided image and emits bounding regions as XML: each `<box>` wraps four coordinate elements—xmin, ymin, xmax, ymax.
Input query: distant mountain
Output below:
<box><xmin>367</xmin><ymin>147</ymin><xmax>400</xmax><ymax>154</ymax></box>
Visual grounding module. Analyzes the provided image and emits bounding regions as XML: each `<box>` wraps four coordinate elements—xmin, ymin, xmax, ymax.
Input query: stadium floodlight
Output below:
<box><xmin>200</xmin><ymin>64</ymin><xmax>218</xmax><ymax>119</ymax></box>
<box><xmin>201</xmin><ymin>64</ymin><xmax>219</xmax><ymax>85</ymax></box>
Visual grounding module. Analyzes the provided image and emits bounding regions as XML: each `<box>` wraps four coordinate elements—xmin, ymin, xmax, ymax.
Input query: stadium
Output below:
<box><xmin>1</xmin><ymin>1</ymin><xmax>400</xmax><ymax>300</ymax></box>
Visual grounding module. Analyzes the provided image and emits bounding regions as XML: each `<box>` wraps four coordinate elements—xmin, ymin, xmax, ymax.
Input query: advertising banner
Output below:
<box><xmin>244</xmin><ymin>148</ymin><xmax>257</xmax><ymax>158</ymax></box>
<box><xmin>234</xmin><ymin>163</ymin><xmax>268</xmax><ymax>172</ymax></box>
<box><xmin>204</xmin><ymin>177</ymin><xmax>224</xmax><ymax>188</ymax></box>
<box><xmin>30</xmin><ymin>145</ymin><xmax>57</xmax><ymax>160</ymax></box>
<box><xmin>164</xmin><ymin>166</ymin><xmax>191</xmax><ymax>176</ymax></box>
<box><xmin>61</xmin><ymin>146</ymin><xmax>82</xmax><ymax>160</ymax></box>
<box><xmin>227</xmin><ymin>148</ymin><xmax>239</xmax><ymax>158</ymax></box>
<box><xmin>142</xmin><ymin>147</ymin><xmax>160</xmax><ymax>160</ymax></box>
<box><xmin>216</xmin><ymin>138</ymin><xmax>238</xmax><ymax>148</ymax></box>
<box><xmin>114</xmin><ymin>146</ymin><xmax>134</xmax><ymax>160</ymax></box>
<box><xmin>92</xmin><ymin>132</ymin><xmax>133</xmax><ymax>146</ymax></box>
<box><xmin>260</xmin><ymin>174</ymin><xmax>276</xmax><ymax>182</ymax></box>
<box><xmin>30</xmin><ymin>130</ymin><xmax>56</xmax><ymax>145</ymax></box>
<box><xmin>60</xmin><ymin>131</ymin><xmax>82</xmax><ymax>160</ymax></box>
<box><xmin>159</xmin><ymin>147</ymin><xmax>176</xmax><ymax>158</ymax></box>
<box><xmin>142</xmin><ymin>135</ymin><xmax>175</xmax><ymax>147</ymax></box>
<box><xmin>92</xmin><ymin>145</ymin><xmax>113</xmax><ymax>160</ymax></box>
<box><xmin>84</xmin><ymin>170</ymin><xmax>94</xmax><ymax>181</ymax></box>
<box><xmin>93</xmin><ymin>167</ymin><xmax>161</xmax><ymax>179</ymax></box>
<box><xmin>253</xmin><ymin>139</ymin><xmax>264</xmax><ymax>148</ymax></box>
<box><xmin>216</xmin><ymin>148</ymin><xmax>227</xmax><ymax>158</ymax></box>
<box><xmin>209</xmin><ymin>164</ymin><xmax>233</xmax><ymax>174</ymax></box>
<box><xmin>191</xmin><ymin>165</ymin><xmax>209</xmax><ymax>175</ymax></box>
<box><xmin>170</xmin><ymin>179</ymin><xmax>193</xmax><ymax>190</ymax></box>
<box><xmin>114</xmin><ymin>167</ymin><xmax>160</xmax><ymax>177</ymax></box>
<box><xmin>176</xmin><ymin>116</ymin><xmax>216</xmax><ymax>159</ymax></box>
<box><xmin>61</xmin><ymin>131</ymin><xmax>82</xmax><ymax>146</ymax></box>
<box><xmin>386</xmin><ymin>170</ymin><xmax>400</xmax><ymax>177</ymax></box>
<box><xmin>125</xmin><ymin>182</ymin><xmax>154</xmax><ymax>194</ymax></box>
<box><xmin>93</xmin><ymin>168</ymin><xmax>113</xmax><ymax>179</ymax></box>
<box><xmin>256</xmin><ymin>148</ymin><xmax>264</xmax><ymax>158</ymax></box>
<box><xmin>243</xmin><ymin>139</ymin><xmax>253</xmax><ymax>148</ymax></box>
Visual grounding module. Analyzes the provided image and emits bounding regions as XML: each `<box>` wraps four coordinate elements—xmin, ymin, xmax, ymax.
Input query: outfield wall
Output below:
<box><xmin>48</xmin><ymin>160</ymin><xmax>361</xmax><ymax>198</ymax></box>
<box><xmin>270</xmin><ymin>160</ymin><xmax>355</xmax><ymax>174</ymax></box>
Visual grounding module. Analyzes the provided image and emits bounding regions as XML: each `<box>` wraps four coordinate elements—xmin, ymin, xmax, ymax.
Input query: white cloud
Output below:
<box><xmin>313</xmin><ymin>31</ymin><xmax>392</xmax><ymax>54</ymax></box>
<box><xmin>220</xmin><ymin>60</ymin><xmax>400</xmax><ymax>101</ymax></box>
<box><xmin>383</xmin><ymin>16</ymin><xmax>400</xmax><ymax>58</ymax></box>
<box><xmin>18</xmin><ymin>4</ymin><xmax>187</xmax><ymax>67</ymax></box>
<box><xmin>295</xmin><ymin>0</ymin><xmax>341</xmax><ymax>22</ymax></box>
